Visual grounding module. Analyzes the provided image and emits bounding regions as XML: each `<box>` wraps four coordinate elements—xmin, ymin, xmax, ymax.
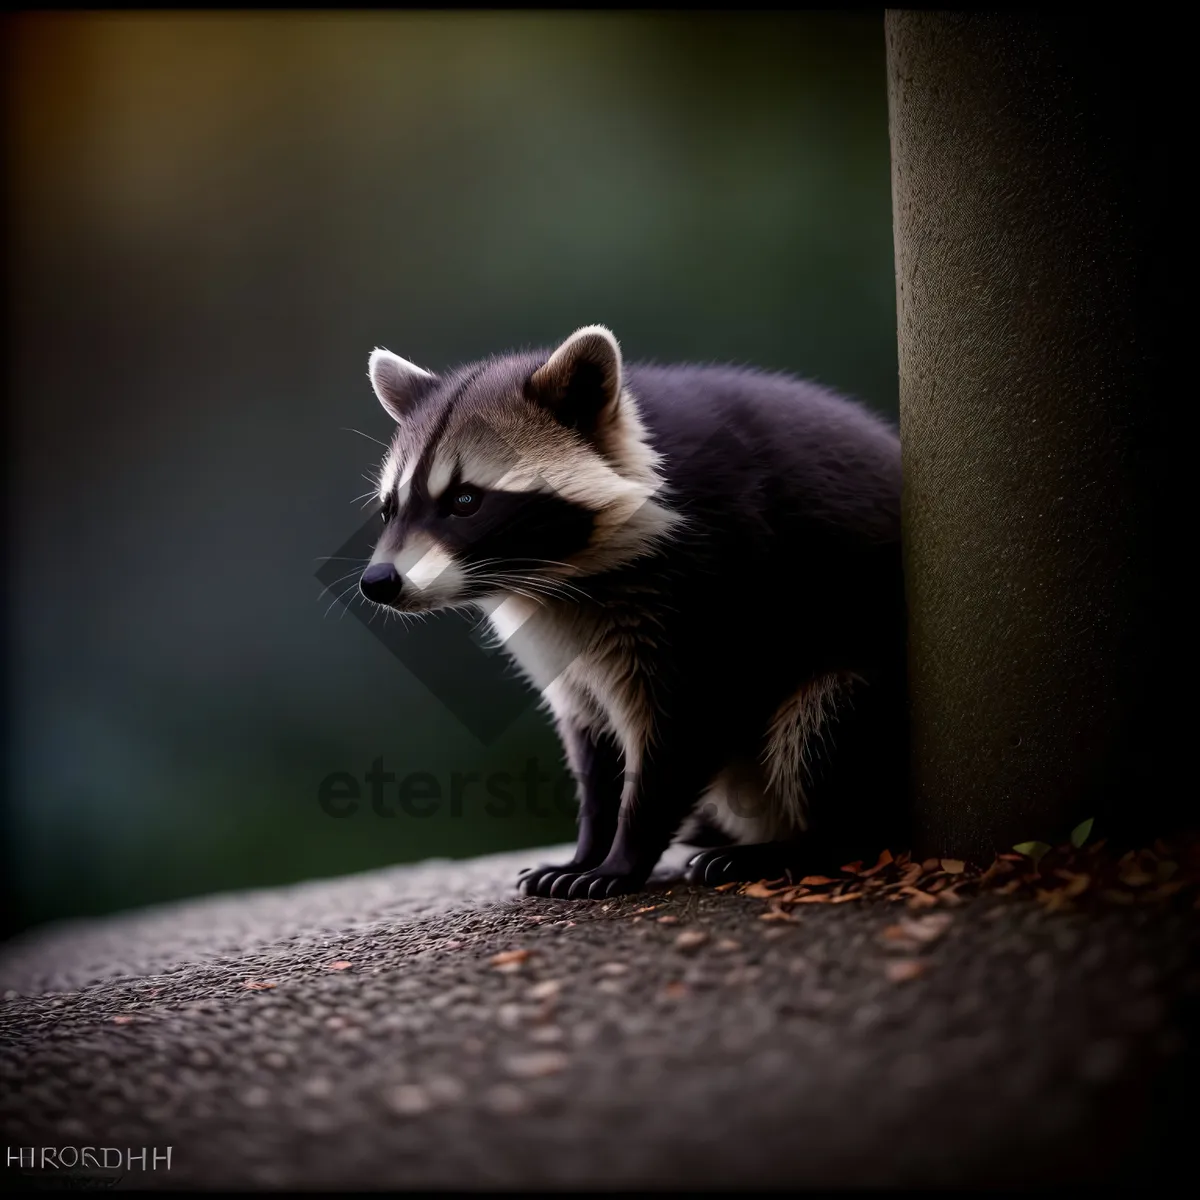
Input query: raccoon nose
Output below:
<box><xmin>360</xmin><ymin>562</ymin><xmax>403</xmax><ymax>605</ymax></box>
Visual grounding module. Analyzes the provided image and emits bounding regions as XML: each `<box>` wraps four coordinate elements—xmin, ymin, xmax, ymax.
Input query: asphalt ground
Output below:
<box><xmin>1</xmin><ymin>843</ymin><xmax>1196</xmax><ymax>1189</ymax></box>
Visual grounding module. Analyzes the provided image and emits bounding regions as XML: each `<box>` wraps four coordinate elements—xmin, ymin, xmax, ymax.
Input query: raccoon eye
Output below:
<box><xmin>450</xmin><ymin>488</ymin><xmax>483</xmax><ymax>517</ymax></box>
<box><xmin>380</xmin><ymin>499</ymin><xmax>397</xmax><ymax>525</ymax></box>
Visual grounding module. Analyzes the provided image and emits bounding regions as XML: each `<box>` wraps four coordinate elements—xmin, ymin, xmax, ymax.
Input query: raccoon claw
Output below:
<box><xmin>565</xmin><ymin>869</ymin><xmax>648</xmax><ymax>900</ymax></box>
<box><xmin>683</xmin><ymin>851</ymin><xmax>729</xmax><ymax>887</ymax></box>
<box><xmin>685</xmin><ymin>844</ymin><xmax>805</xmax><ymax>888</ymax></box>
<box><xmin>518</xmin><ymin>864</ymin><xmax>595</xmax><ymax>898</ymax></box>
<box><xmin>518</xmin><ymin>861</ymin><xmax>649</xmax><ymax>900</ymax></box>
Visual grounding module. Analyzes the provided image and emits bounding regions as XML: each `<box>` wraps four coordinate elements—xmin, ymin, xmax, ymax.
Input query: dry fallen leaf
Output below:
<box><xmin>527</xmin><ymin>979</ymin><xmax>563</xmax><ymax>1001</ymax></box>
<box><xmin>384</xmin><ymin>1083</ymin><xmax>434</xmax><ymax>1116</ymax></box>
<box><xmin>860</xmin><ymin>849</ymin><xmax>895</xmax><ymax>877</ymax></box>
<box><xmin>1146</xmin><ymin>881</ymin><xmax>1186</xmax><ymax>901</ymax></box>
<box><xmin>1054</xmin><ymin>871</ymin><xmax>1092</xmax><ymax>898</ymax></box>
<box><xmin>840</xmin><ymin>861</ymin><xmax>864</xmax><ymax>875</ymax></box>
<box><xmin>490</xmin><ymin>949</ymin><xmax>535</xmax><ymax>972</ymax></box>
<box><xmin>797</xmin><ymin>875</ymin><xmax>838</xmax><ymax>887</ymax></box>
<box><xmin>656</xmin><ymin>914</ymin><xmax>681</xmax><ymax>926</ymax></box>
<box><xmin>940</xmin><ymin>859</ymin><xmax>965</xmax><ymax>875</ymax></box>
<box><xmin>504</xmin><ymin>1051</ymin><xmax>569</xmax><ymax>1079</ymax></box>
<box><xmin>660</xmin><ymin>981</ymin><xmax>689</xmax><ymax>1000</ymax></box>
<box><xmin>977</xmin><ymin>860</ymin><xmax>1012</xmax><ymax>886</ymax></box>
<box><xmin>242</xmin><ymin>980</ymin><xmax>277</xmax><ymax>990</ymax></box>
<box><xmin>112</xmin><ymin>1015</ymin><xmax>135</xmax><ymax>1025</ymax></box>
<box><xmin>327</xmin><ymin>961</ymin><xmax>353</xmax><ymax>971</ymax></box>
<box><xmin>759</xmin><ymin>909</ymin><xmax>799</xmax><ymax>922</ymax></box>
<box><xmin>885</xmin><ymin>959</ymin><xmax>927</xmax><ymax>982</ymax></box>
<box><xmin>1118</xmin><ymin>865</ymin><xmax>1155</xmax><ymax>888</ymax></box>
<box><xmin>631</xmin><ymin>905</ymin><xmax>661</xmax><ymax>915</ymax></box>
<box><xmin>597</xmin><ymin>961</ymin><xmax>629</xmax><ymax>976</ymax></box>
<box><xmin>1037</xmin><ymin>888</ymin><xmax>1076</xmax><ymax>913</ymax></box>
<box><xmin>743</xmin><ymin>881</ymin><xmax>788</xmax><ymax>898</ymax></box>
<box><xmin>674</xmin><ymin>930</ymin><xmax>709</xmax><ymax>951</ymax></box>
<box><xmin>894</xmin><ymin>913</ymin><xmax>952</xmax><ymax>943</ymax></box>
<box><xmin>713</xmin><ymin>883</ymin><xmax>739</xmax><ymax>892</ymax></box>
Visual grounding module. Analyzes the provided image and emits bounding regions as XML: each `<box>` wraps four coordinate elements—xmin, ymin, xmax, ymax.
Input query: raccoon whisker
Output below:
<box><xmin>461</xmin><ymin>564</ymin><xmax>590</xmax><ymax>604</ymax></box>
<box><xmin>313</xmin><ymin>555</ymin><xmax>370</xmax><ymax>564</ymax></box>
<box><xmin>495</xmin><ymin>574</ymin><xmax>589</xmax><ymax>603</ymax></box>
<box><xmin>465</xmin><ymin>555</ymin><xmax>584</xmax><ymax>577</ymax></box>
<box><xmin>480</xmin><ymin>572</ymin><xmax>565</xmax><ymax>596</ymax></box>
<box><xmin>324</xmin><ymin>579</ymin><xmax>364</xmax><ymax>619</ymax></box>
<box><xmin>528</xmin><ymin>579</ymin><xmax>591</xmax><ymax>601</ymax></box>
<box><xmin>507</xmin><ymin>556</ymin><xmax>586</xmax><ymax>573</ymax></box>
<box><xmin>343</xmin><ymin>591</ymin><xmax>379</xmax><ymax>623</ymax></box>
<box><xmin>485</xmin><ymin>581</ymin><xmax>575</xmax><ymax>609</ymax></box>
<box><xmin>502</xmin><ymin>582</ymin><xmax>575</xmax><ymax>603</ymax></box>
<box><xmin>342</xmin><ymin>427</ymin><xmax>391</xmax><ymax>450</ymax></box>
<box><xmin>315</xmin><ymin>567</ymin><xmax>369</xmax><ymax>604</ymax></box>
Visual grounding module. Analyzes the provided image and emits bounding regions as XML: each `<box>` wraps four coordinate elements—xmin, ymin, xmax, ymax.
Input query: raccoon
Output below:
<box><xmin>358</xmin><ymin>325</ymin><xmax>908</xmax><ymax>899</ymax></box>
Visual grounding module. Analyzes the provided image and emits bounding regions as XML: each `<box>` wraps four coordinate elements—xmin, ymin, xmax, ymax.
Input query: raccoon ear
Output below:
<box><xmin>368</xmin><ymin>348</ymin><xmax>436</xmax><ymax>423</ymax></box>
<box><xmin>526</xmin><ymin>325</ymin><xmax>623</xmax><ymax>439</ymax></box>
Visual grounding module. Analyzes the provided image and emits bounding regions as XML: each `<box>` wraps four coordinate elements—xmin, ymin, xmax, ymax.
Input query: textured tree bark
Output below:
<box><xmin>886</xmin><ymin>12</ymin><xmax>1173</xmax><ymax>860</ymax></box>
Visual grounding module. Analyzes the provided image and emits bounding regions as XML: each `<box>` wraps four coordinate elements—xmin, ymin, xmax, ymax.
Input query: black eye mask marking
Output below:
<box><xmin>445</xmin><ymin>485</ymin><xmax>484</xmax><ymax>518</ymax></box>
<box><xmin>439</xmin><ymin>488</ymin><xmax>596</xmax><ymax>568</ymax></box>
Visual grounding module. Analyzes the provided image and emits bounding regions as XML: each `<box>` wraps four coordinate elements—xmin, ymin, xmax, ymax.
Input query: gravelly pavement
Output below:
<box><xmin>1</xmin><ymin>843</ymin><xmax>1197</xmax><ymax>1190</ymax></box>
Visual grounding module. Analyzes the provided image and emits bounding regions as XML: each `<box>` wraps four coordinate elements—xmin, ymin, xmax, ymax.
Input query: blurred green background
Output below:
<box><xmin>5</xmin><ymin>11</ymin><xmax>898</xmax><ymax>934</ymax></box>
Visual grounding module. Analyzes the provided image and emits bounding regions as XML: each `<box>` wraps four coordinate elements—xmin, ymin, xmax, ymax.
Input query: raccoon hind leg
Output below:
<box><xmin>684</xmin><ymin>673</ymin><xmax>869</xmax><ymax>889</ymax></box>
<box><xmin>675</xmin><ymin>811</ymin><xmax>736</xmax><ymax>850</ymax></box>
<box><xmin>682</xmin><ymin>761</ymin><xmax>807</xmax><ymax>886</ymax></box>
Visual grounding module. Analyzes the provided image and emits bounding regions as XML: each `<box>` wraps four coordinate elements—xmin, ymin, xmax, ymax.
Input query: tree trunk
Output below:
<box><xmin>886</xmin><ymin>12</ymin><xmax>1174</xmax><ymax>860</ymax></box>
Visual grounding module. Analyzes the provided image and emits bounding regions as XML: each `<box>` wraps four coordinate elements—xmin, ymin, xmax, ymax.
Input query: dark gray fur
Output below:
<box><xmin>363</xmin><ymin>339</ymin><xmax>908</xmax><ymax>898</ymax></box>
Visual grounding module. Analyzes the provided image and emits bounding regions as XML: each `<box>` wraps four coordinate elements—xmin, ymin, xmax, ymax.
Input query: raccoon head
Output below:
<box><xmin>358</xmin><ymin>325</ymin><xmax>680</xmax><ymax>614</ymax></box>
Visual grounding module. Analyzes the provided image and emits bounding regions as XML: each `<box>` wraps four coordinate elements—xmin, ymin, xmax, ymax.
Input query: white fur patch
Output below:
<box><xmin>370</xmin><ymin>531</ymin><xmax>467</xmax><ymax>610</ymax></box>
<box><xmin>378</xmin><ymin>451</ymin><xmax>400</xmax><ymax>504</ymax></box>
<box><xmin>762</xmin><ymin>672</ymin><xmax>862</xmax><ymax>832</ymax></box>
<box><xmin>697</xmin><ymin>762</ymin><xmax>782</xmax><ymax>843</ymax></box>
<box><xmin>484</xmin><ymin>599</ymin><xmax>653</xmax><ymax>808</ymax></box>
<box><xmin>401</xmin><ymin>539</ymin><xmax>458</xmax><ymax>593</ymax></box>
<box><xmin>368</xmin><ymin>348</ymin><xmax>435</xmax><ymax>424</ymax></box>
<box><xmin>480</xmin><ymin>593</ymin><xmax>541</xmax><ymax>647</ymax></box>
<box><xmin>426</xmin><ymin>451</ymin><xmax>455</xmax><ymax>502</ymax></box>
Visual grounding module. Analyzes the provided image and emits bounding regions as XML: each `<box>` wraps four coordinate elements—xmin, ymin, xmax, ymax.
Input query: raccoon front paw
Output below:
<box><xmin>562</xmin><ymin>867</ymin><xmax>651</xmax><ymax>901</ymax></box>
<box><xmin>517</xmin><ymin>863</ymin><xmax>592</xmax><ymax>898</ymax></box>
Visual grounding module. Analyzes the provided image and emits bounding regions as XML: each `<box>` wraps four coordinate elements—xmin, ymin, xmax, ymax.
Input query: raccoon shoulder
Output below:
<box><xmin>623</xmin><ymin>362</ymin><xmax>901</xmax><ymax>539</ymax></box>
